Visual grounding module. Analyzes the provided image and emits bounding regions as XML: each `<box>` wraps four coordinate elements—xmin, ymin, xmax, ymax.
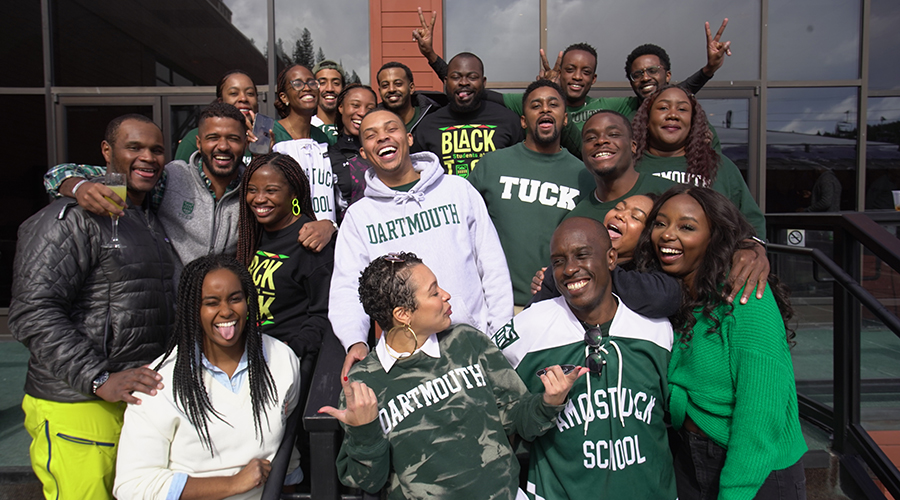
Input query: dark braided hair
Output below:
<box><xmin>335</xmin><ymin>83</ymin><xmax>378</xmax><ymax>137</ymax></box>
<box><xmin>358</xmin><ymin>252</ymin><xmax>424</xmax><ymax>331</ymax></box>
<box><xmin>632</xmin><ymin>85</ymin><xmax>720</xmax><ymax>186</ymax></box>
<box><xmin>633</xmin><ymin>186</ymin><xmax>795</xmax><ymax>347</ymax></box>
<box><xmin>236</xmin><ymin>153</ymin><xmax>315</xmax><ymax>266</ymax></box>
<box><xmin>155</xmin><ymin>254</ymin><xmax>278</xmax><ymax>455</ymax></box>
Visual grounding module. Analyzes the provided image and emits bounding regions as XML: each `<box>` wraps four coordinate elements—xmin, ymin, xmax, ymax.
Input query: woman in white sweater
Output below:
<box><xmin>114</xmin><ymin>255</ymin><xmax>300</xmax><ymax>500</ymax></box>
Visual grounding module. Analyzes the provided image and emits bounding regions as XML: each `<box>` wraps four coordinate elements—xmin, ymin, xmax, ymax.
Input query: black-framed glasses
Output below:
<box><xmin>628</xmin><ymin>65</ymin><xmax>663</xmax><ymax>82</ymax></box>
<box><xmin>584</xmin><ymin>327</ymin><xmax>607</xmax><ymax>374</ymax></box>
<box><xmin>289</xmin><ymin>79</ymin><xmax>320</xmax><ymax>91</ymax></box>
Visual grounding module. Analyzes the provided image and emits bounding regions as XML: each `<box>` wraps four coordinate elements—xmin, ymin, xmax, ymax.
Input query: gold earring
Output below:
<box><xmin>386</xmin><ymin>323</ymin><xmax>418</xmax><ymax>360</ymax></box>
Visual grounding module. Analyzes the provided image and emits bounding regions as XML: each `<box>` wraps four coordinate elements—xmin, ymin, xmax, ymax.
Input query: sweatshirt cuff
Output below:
<box><xmin>344</xmin><ymin>419</ymin><xmax>387</xmax><ymax>456</ymax></box>
<box><xmin>166</xmin><ymin>473</ymin><xmax>188</xmax><ymax>500</ymax></box>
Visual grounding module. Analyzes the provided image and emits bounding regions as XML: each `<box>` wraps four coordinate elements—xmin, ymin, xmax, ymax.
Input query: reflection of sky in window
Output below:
<box><xmin>767</xmin><ymin>0</ymin><xmax>859</xmax><ymax>81</ymax></box>
<box><xmin>547</xmin><ymin>0</ymin><xmax>759</xmax><ymax>83</ymax></box>
<box><xmin>767</xmin><ymin>87</ymin><xmax>857</xmax><ymax>135</ymax></box>
<box><xmin>868</xmin><ymin>98</ymin><xmax>900</xmax><ymax>125</ymax></box>
<box><xmin>445</xmin><ymin>0</ymin><xmax>539</xmax><ymax>82</ymax></box>
<box><xmin>225</xmin><ymin>0</ymin><xmax>370</xmax><ymax>84</ymax></box>
<box><xmin>699</xmin><ymin>99</ymin><xmax>749</xmax><ymax>129</ymax></box>
<box><xmin>869</xmin><ymin>0</ymin><xmax>900</xmax><ymax>90</ymax></box>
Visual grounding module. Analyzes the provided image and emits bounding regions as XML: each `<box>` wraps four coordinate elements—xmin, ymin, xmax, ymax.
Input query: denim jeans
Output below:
<box><xmin>672</xmin><ymin>427</ymin><xmax>807</xmax><ymax>500</ymax></box>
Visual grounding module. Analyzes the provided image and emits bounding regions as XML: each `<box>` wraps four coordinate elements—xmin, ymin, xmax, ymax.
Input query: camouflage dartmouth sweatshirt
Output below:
<box><xmin>336</xmin><ymin>323</ymin><xmax>564</xmax><ymax>499</ymax></box>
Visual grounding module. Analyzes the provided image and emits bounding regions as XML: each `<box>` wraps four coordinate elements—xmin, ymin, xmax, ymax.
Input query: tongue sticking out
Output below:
<box><xmin>218</xmin><ymin>324</ymin><xmax>236</xmax><ymax>340</ymax></box>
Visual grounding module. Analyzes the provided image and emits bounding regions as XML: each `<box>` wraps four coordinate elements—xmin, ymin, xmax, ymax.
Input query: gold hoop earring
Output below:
<box><xmin>386</xmin><ymin>323</ymin><xmax>418</xmax><ymax>360</ymax></box>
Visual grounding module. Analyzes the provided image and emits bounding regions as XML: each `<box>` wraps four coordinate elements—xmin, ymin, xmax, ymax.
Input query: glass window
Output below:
<box><xmin>52</xmin><ymin>0</ymin><xmax>266</xmax><ymax>87</ymax></box>
<box><xmin>64</xmin><ymin>105</ymin><xmax>154</xmax><ymax>165</ymax></box>
<box><xmin>865</xmin><ymin>97</ymin><xmax>900</xmax><ymax>210</ymax></box>
<box><xmin>0</xmin><ymin>95</ymin><xmax>47</xmax><ymax>306</ymax></box>
<box><xmin>445</xmin><ymin>1</ymin><xmax>539</xmax><ymax>83</ymax></box>
<box><xmin>868</xmin><ymin>0</ymin><xmax>900</xmax><ymax>90</ymax></box>
<box><xmin>274</xmin><ymin>0</ymin><xmax>369</xmax><ymax>83</ymax></box>
<box><xmin>1</xmin><ymin>1</ymin><xmax>43</xmax><ymax>87</ymax></box>
<box><xmin>548</xmin><ymin>0</ymin><xmax>760</xmax><ymax>84</ymax></box>
<box><xmin>766</xmin><ymin>87</ymin><xmax>857</xmax><ymax>213</ymax></box>
<box><xmin>767</xmin><ymin>0</ymin><xmax>860</xmax><ymax>81</ymax></box>
<box><xmin>699</xmin><ymin>98</ymin><xmax>751</xmax><ymax>182</ymax></box>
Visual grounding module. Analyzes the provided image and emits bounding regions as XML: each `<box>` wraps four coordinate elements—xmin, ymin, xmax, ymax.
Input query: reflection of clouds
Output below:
<box><xmin>445</xmin><ymin>0</ymin><xmax>539</xmax><ymax>82</ymax></box>
<box><xmin>768</xmin><ymin>88</ymin><xmax>856</xmax><ymax>135</ymax></box>
<box><xmin>867</xmin><ymin>98</ymin><xmax>900</xmax><ymax>124</ymax></box>
<box><xmin>767</xmin><ymin>0</ymin><xmax>859</xmax><ymax>81</ymax></box>
<box><xmin>224</xmin><ymin>0</ymin><xmax>370</xmax><ymax>84</ymax></box>
<box><xmin>699</xmin><ymin>99</ymin><xmax>750</xmax><ymax>128</ymax></box>
<box><xmin>869</xmin><ymin>0</ymin><xmax>900</xmax><ymax>90</ymax></box>
<box><xmin>547</xmin><ymin>0</ymin><xmax>760</xmax><ymax>82</ymax></box>
<box><xmin>224</xmin><ymin>0</ymin><xmax>267</xmax><ymax>52</ymax></box>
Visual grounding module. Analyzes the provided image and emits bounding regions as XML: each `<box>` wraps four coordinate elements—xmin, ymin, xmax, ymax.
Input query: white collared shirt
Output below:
<box><xmin>375</xmin><ymin>332</ymin><xmax>441</xmax><ymax>373</ymax></box>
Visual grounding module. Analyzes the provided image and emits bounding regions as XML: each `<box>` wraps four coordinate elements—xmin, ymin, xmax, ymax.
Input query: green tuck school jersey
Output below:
<box><xmin>495</xmin><ymin>296</ymin><xmax>677</xmax><ymax>500</ymax></box>
<box><xmin>336</xmin><ymin>324</ymin><xmax>562</xmax><ymax>499</ymax></box>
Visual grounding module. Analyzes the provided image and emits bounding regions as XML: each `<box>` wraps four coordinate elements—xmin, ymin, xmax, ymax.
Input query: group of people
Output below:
<box><xmin>8</xmin><ymin>8</ymin><xmax>807</xmax><ymax>500</ymax></box>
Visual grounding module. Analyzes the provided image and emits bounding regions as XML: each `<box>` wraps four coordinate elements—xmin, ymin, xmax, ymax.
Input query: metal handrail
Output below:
<box><xmin>765</xmin><ymin>213</ymin><xmax>900</xmax><ymax>498</ymax></box>
<box><xmin>767</xmin><ymin>243</ymin><xmax>900</xmax><ymax>340</ymax></box>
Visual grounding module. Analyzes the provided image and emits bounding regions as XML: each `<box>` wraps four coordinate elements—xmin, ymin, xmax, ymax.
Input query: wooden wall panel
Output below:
<box><xmin>370</xmin><ymin>0</ymin><xmax>444</xmax><ymax>92</ymax></box>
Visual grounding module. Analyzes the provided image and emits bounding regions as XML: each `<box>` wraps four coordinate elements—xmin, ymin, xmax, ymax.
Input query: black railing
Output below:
<box><xmin>767</xmin><ymin>212</ymin><xmax>900</xmax><ymax>499</ymax></box>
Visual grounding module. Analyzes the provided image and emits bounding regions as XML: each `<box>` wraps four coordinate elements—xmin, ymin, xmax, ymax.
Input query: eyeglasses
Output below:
<box><xmin>628</xmin><ymin>65</ymin><xmax>663</xmax><ymax>82</ymax></box>
<box><xmin>584</xmin><ymin>327</ymin><xmax>607</xmax><ymax>374</ymax></box>
<box><xmin>289</xmin><ymin>79</ymin><xmax>320</xmax><ymax>91</ymax></box>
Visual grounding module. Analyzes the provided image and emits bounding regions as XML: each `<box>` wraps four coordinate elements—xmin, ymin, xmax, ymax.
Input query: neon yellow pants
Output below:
<box><xmin>22</xmin><ymin>394</ymin><xmax>126</xmax><ymax>500</ymax></box>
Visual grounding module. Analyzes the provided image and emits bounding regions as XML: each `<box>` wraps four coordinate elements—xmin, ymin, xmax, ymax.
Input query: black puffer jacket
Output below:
<box><xmin>9</xmin><ymin>199</ymin><xmax>177</xmax><ymax>402</ymax></box>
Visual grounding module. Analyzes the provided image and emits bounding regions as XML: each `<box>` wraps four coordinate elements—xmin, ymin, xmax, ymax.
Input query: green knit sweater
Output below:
<box><xmin>667</xmin><ymin>286</ymin><xmax>807</xmax><ymax>500</ymax></box>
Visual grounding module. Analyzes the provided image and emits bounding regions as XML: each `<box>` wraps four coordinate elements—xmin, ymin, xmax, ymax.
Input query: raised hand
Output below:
<box><xmin>538</xmin><ymin>49</ymin><xmax>563</xmax><ymax>85</ymax></box>
<box><xmin>539</xmin><ymin>364</ymin><xmax>588</xmax><ymax>406</ymax></box>
<box><xmin>413</xmin><ymin>7</ymin><xmax>438</xmax><ymax>63</ymax></box>
<box><xmin>319</xmin><ymin>376</ymin><xmax>379</xmax><ymax>427</ymax></box>
<box><xmin>704</xmin><ymin>18</ymin><xmax>732</xmax><ymax>76</ymax></box>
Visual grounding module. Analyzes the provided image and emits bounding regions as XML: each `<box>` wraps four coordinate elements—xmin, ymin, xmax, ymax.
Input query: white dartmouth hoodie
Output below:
<box><xmin>328</xmin><ymin>152</ymin><xmax>514</xmax><ymax>350</ymax></box>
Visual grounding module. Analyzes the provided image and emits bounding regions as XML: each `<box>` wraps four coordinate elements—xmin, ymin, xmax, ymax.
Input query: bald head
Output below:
<box><xmin>550</xmin><ymin>217</ymin><xmax>617</xmax><ymax>324</ymax></box>
<box><xmin>552</xmin><ymin>217</ymin><xmax>612</xmax><ymax>253</ymax></box>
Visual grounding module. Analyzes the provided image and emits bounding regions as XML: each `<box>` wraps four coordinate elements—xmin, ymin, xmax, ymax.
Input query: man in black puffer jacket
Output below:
<box><xmin>9</xmin><ymin>114</ymin><xmax>177</xmax><ymax>500</ymax></box>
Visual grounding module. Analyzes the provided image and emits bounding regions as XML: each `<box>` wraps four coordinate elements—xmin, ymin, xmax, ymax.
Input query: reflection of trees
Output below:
<box><xmin>868</xmin><ymin>120</ymin><xmax>900</xmax><ymax>145</ymax></box>
<box><xmin>285</xmin><ymin>28</ymin><xmax>361</xmax><ymax>84</ymax></box>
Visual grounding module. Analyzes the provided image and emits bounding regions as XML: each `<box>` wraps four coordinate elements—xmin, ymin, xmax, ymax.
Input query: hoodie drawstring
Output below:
<box><xmin>583</xmin><ymin>339</ymin><xmax>625</xmax><ymax>436</ymax></box>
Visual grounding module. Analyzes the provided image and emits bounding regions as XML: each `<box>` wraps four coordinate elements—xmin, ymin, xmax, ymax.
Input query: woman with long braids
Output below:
<box><xmin>634</xmin><ymin>186</ymin><xmax>806</xmax><ymax>500</ymax></box>
<box><xmin>236</xmin><ymin>152</ymin><xmax>335</xmax><ymax>360</ymax></box>
<box><xmin>328</xmin><ymin>83</ymin><xmax>378</xmax><ymax>207</ymax></box>
<box><xmin>632</xmin><ymin>85</ymin><xmax>771</xmax><ymax>305</ymax></box>
<box><xmin>319</xmin><ymin>252</ymin><xmax>584</xmax><ymax>498</ymax></box>
<box><xmin>114</xmin><ymin>255</ymin><xmax>301</xmax><ymax>500</ymax></box>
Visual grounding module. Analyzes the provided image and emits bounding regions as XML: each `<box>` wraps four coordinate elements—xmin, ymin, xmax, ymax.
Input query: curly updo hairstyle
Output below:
<box><xmin>358</xmin><ymin>252</ymin><xmax>424</xmax><ymax>330</ymax></box>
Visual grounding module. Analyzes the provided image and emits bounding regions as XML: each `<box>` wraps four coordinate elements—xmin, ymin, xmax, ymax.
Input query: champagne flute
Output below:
<box><xmin>102</xmin><ymin>172</ymin><xmax>127</xmax><ymax>249</ymax></box>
